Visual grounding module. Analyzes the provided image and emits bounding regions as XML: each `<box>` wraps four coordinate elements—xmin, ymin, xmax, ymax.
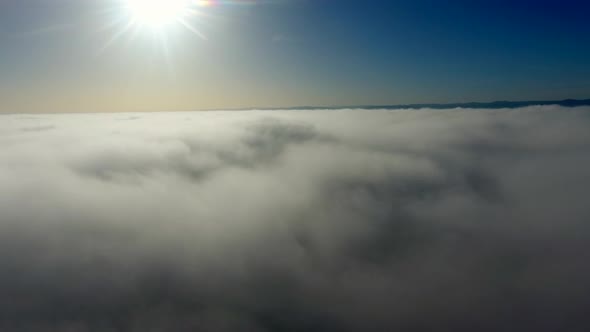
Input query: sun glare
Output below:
<box><xmin>125</xmin><ymin>0</ymin><xmax>191</xmax><ymax>27</ymax></box>
<box><xmin>105</xmin><ymin>0</ymin><xmax>218</xmax><ymax>51</ymax></box>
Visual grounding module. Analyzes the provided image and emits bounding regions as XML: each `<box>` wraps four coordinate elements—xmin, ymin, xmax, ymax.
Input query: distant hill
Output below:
<box><xmin>271</xmin><ymin>98</ymin><xmax>590</xmax><ymax>111</ymax></box>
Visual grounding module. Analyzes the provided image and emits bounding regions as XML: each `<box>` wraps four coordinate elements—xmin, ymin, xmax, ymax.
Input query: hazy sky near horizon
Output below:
<box><xmin>1</xmin><ymin>0</ymin><xmax>590</xmax><ymax>112</ymax></box>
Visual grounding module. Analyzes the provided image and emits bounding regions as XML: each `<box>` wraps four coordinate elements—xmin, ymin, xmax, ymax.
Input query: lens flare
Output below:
<box><xmin>198</xmin><ymin>0</ymin><xmax>215</xmax><ymax>7</ymax></box>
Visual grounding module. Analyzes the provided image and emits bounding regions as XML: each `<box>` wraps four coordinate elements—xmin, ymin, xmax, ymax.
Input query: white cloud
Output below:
<box><xmin>0</xmin><ymin>106</ymin><xmax>589</xmax><ymax>331</ymax></box>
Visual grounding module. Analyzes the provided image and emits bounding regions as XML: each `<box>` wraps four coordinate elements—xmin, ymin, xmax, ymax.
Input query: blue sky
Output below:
<box><xmin>1</xmin><ymin>0</ymin><xmax>589</xmax><ymax>112</ymax></box>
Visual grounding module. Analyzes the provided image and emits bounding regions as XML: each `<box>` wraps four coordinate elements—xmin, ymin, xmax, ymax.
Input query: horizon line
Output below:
<box><xmin>2</xmin><ymin>97</ymin><xmax>590</xmax><ymax>115</ymax></box>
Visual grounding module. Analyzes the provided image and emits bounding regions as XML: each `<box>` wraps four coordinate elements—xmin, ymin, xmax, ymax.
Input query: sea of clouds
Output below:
<box><xmin>0</xmin><ymin>106</ymin><xmax>589</xmax><ymax>332</ymax></box>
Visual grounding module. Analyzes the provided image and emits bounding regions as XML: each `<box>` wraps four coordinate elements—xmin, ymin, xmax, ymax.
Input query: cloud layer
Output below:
<box><xmin>1</xmin><ymin>106</ymin><xmax>590</xmax><ymax>331</ymax></box>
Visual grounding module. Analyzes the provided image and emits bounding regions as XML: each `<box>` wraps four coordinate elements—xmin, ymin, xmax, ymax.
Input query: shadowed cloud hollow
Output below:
<box><xmin>0</xmin><ymin>106</ymin><xmax>590</xmax><ymax>331</ymax></box>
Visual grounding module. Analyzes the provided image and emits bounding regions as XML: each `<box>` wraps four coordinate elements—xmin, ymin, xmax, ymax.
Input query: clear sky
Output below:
<box><xmin>1</xmin><ymin>0</ymin><xmax>589</xmax><ymax>112</ymax></box>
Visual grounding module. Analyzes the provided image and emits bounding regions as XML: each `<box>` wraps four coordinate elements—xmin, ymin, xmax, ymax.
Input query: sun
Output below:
<box><xmin>125</xmin><ymin>0</ymin><xmax>191</xmax><ymax>27</ymax></box>
<box><xmin>104</xmin><ymin>0</ymin><xmax>213</xmax><ymax>49</ymax></box>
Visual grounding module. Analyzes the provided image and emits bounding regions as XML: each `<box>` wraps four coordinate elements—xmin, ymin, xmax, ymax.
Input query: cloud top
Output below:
<box><xmin>1</xmin><ymin>106</ymin><xmax>590</xmax><ymax>331</ymax></box>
